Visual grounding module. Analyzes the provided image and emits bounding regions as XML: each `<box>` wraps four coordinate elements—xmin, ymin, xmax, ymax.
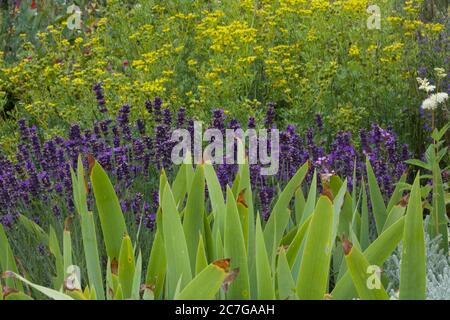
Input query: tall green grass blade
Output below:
<box><xmin>185</xmin><ymin>161</ymin><xmax>195</xmax><ymax>192</ymax></box>
<box><xmin>331</xmin><ymin>217</ymin><xmax>405</xmax><ymax>299</ymax></box>
<box><xmin>17</xmin><ymin>214</ymin><xmax>48</xmax><ymax>245</ymax></box>
<box><xmin>196</xmin><ymin>235</ymin><xmax>208</xmax><ymax>275</ymax></box>
<box><xmin>329</xmin><ymin>176</ymin><xmax>354</xmax><ymax>276</ymax></box>
<box><xmin>204</xmin><ymin>162</ymin><xmax>227</xmax><ymax>253</ymax></box>
<box><xmin>90</xmin><ymin>159</ymin><xmax>128</xmax><ymax>262</ymax></box>
<box><xmin>300</xmin><ymin>169</ymin><xmax>316</xmax><ymax>224</ymax></box>
<box><xmin>89</xmin><ymin>286</ymin><xmax>97</xmax><ymax>300</ymax></box>
<box><xmin>349</xmin><ymin>226</ymin><xmax>362</xmax><ymax>250</ymax></box>
<box><xmin>118</xmin><ymin>235</ymin><xmax>135</xmax><ymax>299</ymax></box>
<box><xmin>351</xmin><ymin>158</ymin><xmax>357</xmax><ymax>211</ymax></box>
<box><xmin>145</xmin><ymin>230</ymin><xmax>166</xmax><ymax>299</ymax></box>
<box><xmin>297</xmin><ymin>195</ymin><xmax>333</xmax><ymax>300</ymax></box>
<box><xmin>286</xmin><ymin>215</ymin><xmax>312</xmax><ymax>267</ymax></box>
<box><xmin>238</xmin><ymin>162</ymin><xmax>256</xmax><ymax>293</ymax></box>
<box><xmin>0</xmin><ymin>224</ymin><xmax>22</xmax><ymax>290</ymax></box>
<box><xmin>429</xmin><ymin>159</ymin><xmax>449</xmax><ymax>253</ymax></box>
<box><xmin>330</xmin><ymin>177</ymin><xmax>347</xmax><ymax>243</ymax></box>
<box><xmin>360</xmin><ymin>179</ymin><xmax>370</xmax><ymax>251</ymax></box>
<box><xmin>351</xmin><ymin>194</ymin><xmax>361</xmax><ymax>240</ymax></box>
<box><xmin>224</xmin><ymin>187</ymin><xmax>250</xmax><ymax>299</ymax></box>
<box><xmin>162</xmin><ymin>183</ymin><xmax>192</xmax><ymax>298</ymax></box>
<box><xmin>49</xmin><ymin>226</ymin><xmax>64</xmax><ymax>290</ymax></box>
<box><xmin>333</xmin><ymin>191</ymin><xmax>354</xmax><ymax>278</ymax></box>
<box><xmin>366</xmin><ymin>158</ymin><xmax>387</xmax><ymax>234</ymax></box>
<box><xmin>255</xmin><ymin>215</ymin><xmax>275</xmax><ymax>299</ymax></box>
<box><xmin>72</xmin><ymin>157</ymin><xmax>104</xmax><ymax>299</ymax></box>
<box><xmin>159</xmin><ymin>169</ymin><xmax>168</xmax><ymax>208</ymax></box>
<box><xmin>382</xmin><ymin>205</ymin><xmax>406</xmax><ymax>232</ymax></box>
<box><xmin>177</xmin><ymin>259</ymin><xmax>230</xmax><ymax>300</ymax></box>
<box><xmin>264</xmin><ymin>162</ymin><xmax>309</xmax><ymax>262</ymax></box>
<box><xmin>79</xmin><ymin>210</ymin><xmax>104</xmax><ymax>300</ymax></box>
<box><xmin>294</xmin><ymin>188</ymin><xmax>305</xmax><ymax>224</ymax></box>
<box><xmin>203</xmin><ymin>214</ymin><xmax>214</xmax><ymax>262</ymax></box>
<box><xmin>237</xmin><ymin>201</ymin><xmax>249</xmax><ymax>251</ymax></box>
<box><xmin>276</xmin><ymin>248</ymin><xmax>296</xmax><ymax>300</ymax></box>
<box><xmin>342</xmin><ymin>239</ymin><xmax>389</xmax><ymax>300</ymax></box>
<box><xmin>214</xmin><ymin>229</ymin><xmax>224</xmax><ymax>265</ymax></box>
<box><xmin>131</xmin><ymin>251</ymin><xmax>142</xmax><ymax>300</ymax></box>
<box><xmin>172</xmin><ymin>163</ymin><xmax>187</xmax><ymax>208</ymax></box>
<box><xmin>106</xmin><ymin>258</ymin><xmax>113</xmax><ymax>300</ymax></box>
<box><xmin>399</xmin><ymin>173</ymin><xmax>426</xmax><ymax>300</ymax></box>
<box><xmin>386</xmin><ymin>173</ymin><xmax>407</xmax><ymax>214</ymax></box>
<box><xmin>173</xmin><ymin>276</ymin><xmax>183</xmax><ymax>299</ymax></box>
<box><xmin>231</xmin><ymin>173</ymin><xmax>241</xmax><ymax>197</ymax></box>
<box><xmin>114</xmin><ymin>283</ymin><xmax>123</xmax><ymax>300</ymax></box>
<box><xmin>281</xmin><ymin>225</ymin><xmax>299</xmax><ymax>246</ymax></box>
<box><xmin>71</xmin><ymin>157</ymin><xmax>87</xmax><ymax>214</ymax></box>
<box><xmin>183</xmin><ymin>165</ymin><xmax>205</xmax><ymax>270</ymax></box>
<box><xmin>63</xmin><ymin>221</ymin><xmax>73</xmax><ymax>280</ymax></box>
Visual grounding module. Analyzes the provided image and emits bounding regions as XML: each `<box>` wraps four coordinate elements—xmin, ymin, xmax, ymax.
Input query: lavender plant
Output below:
<box><xmin>0</xmin><ymin>96</ymin><xmax>411</xmax><ymax>231</ymax></box>
<box><xmin>0</xmin><ymin>155</ymin><xmax>429</xmax><ymax>300</ymax></box>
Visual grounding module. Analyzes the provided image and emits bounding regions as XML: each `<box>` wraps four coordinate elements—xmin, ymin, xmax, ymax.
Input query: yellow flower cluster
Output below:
<box><xmin>403</xmin><ymin>0</ymin><xmax>421</xmax><ymax>16</ymax></box>
<box><xmin>138</xmin><ymin>78</ymin><xmax>168</xmax><ymax>95</ymax></box>
<box><xmin>0</xmin><ymin>0</ymin><xmax>445</xmax><ymax>143</ymax></box>
<box><xmin>277</xmin><ymin>0</ymin><xmax>311</xmax><ymax>15</ymax></box>
<box><xmin>340</xmin><ymin>0</ymin><xmax>368</xmax><ymax>13</ymax></box>
<box><xmin>380</xmin><ymin>42</ymin><xmax>404</xmax><ymax>63</ymax></box>
<box><xmin>198</xmin><ymin>19</ymin><xmax>257</xmax><ymax>54</ymax></box>
<box><xmin>348</xmin><ymin>45</ymin><xmax>360</xmax><ymax>58</ymax></box>
<box><xmin>310</xmin><ymin>0</ymin><xmax>331</xmax><ymax>12</ymax></box>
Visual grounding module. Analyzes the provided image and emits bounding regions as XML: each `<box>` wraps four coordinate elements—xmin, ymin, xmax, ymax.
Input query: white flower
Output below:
<box><xmin>421</xmin><ymin>98</ymin><xmax>436</xmax><ymax>110</ymax></box>
<box><xmin>417</xmin><ymin>77</ymin><xmax>436</xmax><ymax>93</ymax></box>
<box><xmin>435</xmin><ymin>92</ymin><xmax>449</xmax><ymax>104</ymax></box>
<box><xmin>421</xmin><ymin>92</ymin><xmax>449</xmax><ymax>110</ymax></box>
<box><xmin>434</xmin><ymin>67</ymin><xmax>447</xmax><ymax>79</ymax></box>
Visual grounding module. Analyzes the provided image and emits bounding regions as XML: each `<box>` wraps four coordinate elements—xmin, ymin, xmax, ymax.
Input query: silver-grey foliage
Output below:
<box><xmin>384</xmin><ymin>223</ymin><xmax>450</xmax><ymax>300</ymax></box>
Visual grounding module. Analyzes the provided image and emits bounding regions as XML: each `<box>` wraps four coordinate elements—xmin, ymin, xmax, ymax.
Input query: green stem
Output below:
<box><xmin>432</xmin><ymin>110</ymin><xmax>435</xmax><ymax>133</ymax></box>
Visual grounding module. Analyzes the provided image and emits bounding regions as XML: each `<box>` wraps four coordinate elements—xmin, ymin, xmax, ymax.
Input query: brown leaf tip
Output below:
<box><xmin>322</xmin><ymin>186</ymin><xmax>334</xmax><ymax>201</ymax></box>
<box><xmin>277</xmin><ymin>245</ymin><xmax>289</xmax><ymax>255</ymax></box>
<box><xmin>213</xmin><ymin>258</ymin><xmax>231</xmax><ymax>272</ymax></box>
<box><xmin>140</xmin><ymin>284</ymin><xmax>155</xmax><ymax>293</ymax></box>
<box><xmin>87</xmin><ymin>154</ymin><xmax>96</xmax><ymax>176</ymax></box>
<box><xmin>110</xmin><ymin>258</ymin><xmax>119</xmax><ymax>275</ymax></box>
<box><xmin>222</xmin><ymin>267</ymin><xmax>240</xmax><ymax>293</ymax></box>
<box><xmin>237</xmin><ymin>189</ymin><xmax>248</xmax><ymax>208</ymax></box>
<box><xmin>397</xmin><ymin>194</ymin><xmax>409</xmax><ymax>207</ymax></box>
<box><xmin>64</xmin><ymin>216</ymin><xmax>74</xmax><ymax>231</ymax></box>
<box><xmin>342</xmin><ymin>237</ymin><xmax>353</xmax><ymax>256</ymax></box>
<box><xmin>306</xmin><ymin>159</ymin><xmax>311</xmax><ymax>169</ymax></box>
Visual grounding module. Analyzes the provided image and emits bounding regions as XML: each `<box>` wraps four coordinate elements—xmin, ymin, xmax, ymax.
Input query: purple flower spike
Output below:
<box><xmin>177</xmin><ymin>108</ymin><xmax>186</xmax><ymax>127</ymax></box>
<box><xmin>93</xmin><ymin>82</ymin><xmax>108</xmax><ymax>113</ymax></box>
<box><xmin>265</xmin><ymin>102</ymin><xmax>276</xmax><ymax>128</ymax></box>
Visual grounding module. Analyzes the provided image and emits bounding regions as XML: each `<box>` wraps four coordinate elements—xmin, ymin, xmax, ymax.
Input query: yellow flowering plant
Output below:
<box><xmin>0</xmin><ymin>0</ymin><xmax>447</xmax><ymax>153</ymax></box>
